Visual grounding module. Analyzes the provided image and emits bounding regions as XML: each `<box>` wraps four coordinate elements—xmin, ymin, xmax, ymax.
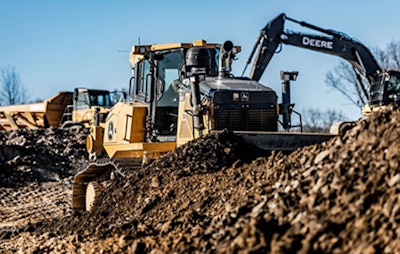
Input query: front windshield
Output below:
<box><xmin>387</xmin><ymin>72</ymin><xmax>400</xmax><ymax>102</ymax></box>
<box><xmin>89</xmin><ymin>92</ymin><xmax>112</xmax><ymax>107</ymax></box>
<box><xmin>155</xmin><ymin>48</ymin><xmax>221</xmax><ymax>106</ymax></box>
<box><xmin>154</xmin><ymin>50</ymin><xmax>184</xmax><ymax>136</ymax></box>
<box><xmin>156</xmin><ymin>50</ymin><xmax>183</xmax><ymax>107</ymax></box>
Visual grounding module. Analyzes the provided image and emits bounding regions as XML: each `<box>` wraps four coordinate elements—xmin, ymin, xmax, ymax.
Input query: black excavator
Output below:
<box><xmin>243</xmin><ymin>13</ymin><xmax>400</xmax><ymax>115</ymax></box>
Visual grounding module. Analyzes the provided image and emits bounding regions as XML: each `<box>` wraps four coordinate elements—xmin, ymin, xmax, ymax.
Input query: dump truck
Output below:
<box><xmin>0</xmin><ymin>88</ymin><xmax>113</xmax><ymax>131</ymax></box>
<box><xmin>72</xmin><ymin>39</ymin><xmax>334</xmax><ymax>211</ymax></box>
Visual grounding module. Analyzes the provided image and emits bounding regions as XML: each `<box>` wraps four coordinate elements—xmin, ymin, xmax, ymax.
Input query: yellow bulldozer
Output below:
<box><xmin>0</xmin><ymin>88</ymin><xmax>114</xmax><ymax>131</ymax></box>
<box><xmin>73</xmin><ymin>40</ymin><xmax>333</xmax><ymax>211</ymax></box>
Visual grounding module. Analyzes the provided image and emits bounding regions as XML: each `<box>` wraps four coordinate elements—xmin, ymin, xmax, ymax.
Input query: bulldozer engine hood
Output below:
<box><xmin>198</xmin><ymin>77</ymin><xmax>278</xmax><ymax>105</ymax></box>
<box><xmin>194</xmin><ymin>77</ymin><xmax>279</xmax><ymax>132</ymax></box>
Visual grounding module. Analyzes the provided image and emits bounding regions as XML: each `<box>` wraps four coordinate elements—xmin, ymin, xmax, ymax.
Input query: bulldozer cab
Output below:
<box><xmin>129</xmin><ymin>41</ymin><xmax>225</xmax><ymax>141</ymax></box>
<box><xmin>132</xmin><ymin>49</ymin><xmax>185</xmax><ymax>139</ymax></box>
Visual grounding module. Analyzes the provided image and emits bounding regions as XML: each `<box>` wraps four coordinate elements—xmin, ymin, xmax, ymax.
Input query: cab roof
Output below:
<box><xmin>129</xmin><ymin>39</ymin><xmax>241</xmax><ymax>66</ymax></box>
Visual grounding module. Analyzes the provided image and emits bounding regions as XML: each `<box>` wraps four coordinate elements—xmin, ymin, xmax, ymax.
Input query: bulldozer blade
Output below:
<box><xmin>237</xmin><ymin>131</ymin><xmax>334</xmax><ymax>151</ymax></box>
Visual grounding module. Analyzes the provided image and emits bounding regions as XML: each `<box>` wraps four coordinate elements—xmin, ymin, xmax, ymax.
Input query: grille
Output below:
<box><xmin>214</xmin><ymin>107</ymin><xmax>277</xmax><ymax>131</ymax></box>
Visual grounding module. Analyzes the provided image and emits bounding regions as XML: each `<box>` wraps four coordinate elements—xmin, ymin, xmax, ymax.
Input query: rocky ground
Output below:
<box><xmin>0</xmin><ymin>107</ymin><xmax>399</xmax><ymax>253</ymax></box>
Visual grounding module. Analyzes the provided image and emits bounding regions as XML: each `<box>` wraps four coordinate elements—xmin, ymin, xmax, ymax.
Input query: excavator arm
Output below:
<box><xmin>247</xmin><ymin>13</ymin><xmax>382</xmax><ymax>94</ymax></box>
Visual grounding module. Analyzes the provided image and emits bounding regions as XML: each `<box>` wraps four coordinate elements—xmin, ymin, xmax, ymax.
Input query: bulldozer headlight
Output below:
<box><xmin>108</xmin><ymin>121</ymin><xmax>114</xmax><ymax>140</ymax></box>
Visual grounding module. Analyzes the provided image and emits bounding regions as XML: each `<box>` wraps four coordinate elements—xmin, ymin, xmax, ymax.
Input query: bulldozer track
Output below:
<box><xmin>87</xmin><ymin>157</ymin><xmax>143</xmax><ymax>177</ymax></box>
<box><xmin>72</xmin><ymin>158</ymin><xmax>143</xmax><ymax>211</ymax></box>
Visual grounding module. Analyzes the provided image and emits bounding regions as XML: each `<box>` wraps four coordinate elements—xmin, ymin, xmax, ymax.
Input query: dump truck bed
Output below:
<box><xmin>0</xmin><ymin>92</ymin><xmax>73</xmax><ymax>131</ymax></box>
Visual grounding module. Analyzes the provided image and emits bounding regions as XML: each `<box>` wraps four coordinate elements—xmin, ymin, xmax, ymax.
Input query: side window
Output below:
<box><xmin>387</xmin><ymin>75</ymin><xmax>400</xmax><ymax>102</ymax></box>
<box><xmin>137</xmin><ymin>60</ymin><xmax>151</xmax><ymax>100</ymax></box>
<box><xmin>76</xmin><ymin>92</ymin><xmax>90</xmax><ymax>110</ymax></box>
<box><xmin>89</xmin><ymin>95</ymin><xmax>98</xmax><ymax>106</ymax></box>
<box><xmin>97</xmin><ymin>95</ymin><xmax>104</xmax><ymax>106</ymax></box>
<box><xmin>104</xmin><ymin>94</ymin><xmax>112</xmax><ymax>106</ymax></box>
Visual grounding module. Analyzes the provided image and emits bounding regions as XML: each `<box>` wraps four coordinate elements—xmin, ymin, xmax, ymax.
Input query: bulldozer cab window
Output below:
<box><xmin>157</xmin><ymin>69</ymin><xmax>180</xmax><ymax>107</ymax></box>
<box><xmin>154</xmin><ymin>50</ymin><xmax>183</xmax><ymax>136</ymax></box>
<box><xmin>136</xmin><ymin>60</ymin><xmax>151</xmax><ymax>102</ymax></box>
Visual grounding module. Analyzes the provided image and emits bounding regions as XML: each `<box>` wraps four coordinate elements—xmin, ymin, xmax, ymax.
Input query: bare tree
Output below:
<box><xmin>325</xmin><ymin>41</ymin><xmax>400</xmax><ymax>110</ymax></box>
<box><xmin>386</xmin><ymin>41</ymin><xmax>400</xmax><ymax>69</ymax></box>
<box><xmin>325</xmin><ymin>61</ymin><xmax>367</xmax><ymax>110</ymax></box>
<box><xmin>302</xmin><ymin>107</ymin><xmax>347</xmax><ymax>133</ymax></box>
<box><xmin>0</xmin><ymin>66</ymin><xmax>28</xmax><ymax>105</ymax></box>
<box><xmin>374</xmin><ymin>47</ymin><xmax>391</xmax><ymax>69</ymax></box>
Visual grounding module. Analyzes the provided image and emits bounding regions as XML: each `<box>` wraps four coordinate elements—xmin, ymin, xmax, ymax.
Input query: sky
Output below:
<box><xmin>1</xmin><ymin>0</ymin><xmax>400</xmax><ymax>120</ymax></box>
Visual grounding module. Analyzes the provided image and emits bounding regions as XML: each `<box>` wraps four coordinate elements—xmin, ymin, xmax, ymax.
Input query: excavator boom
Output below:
<box><xmin>246</xmin><ymin>13</ymin><xmax>399</xmax><ymax>110</ymax></box>
<box><xmin>248</xmin><ymin>13</ymin><xmax>381</xmax><ymax>84</ymax></box>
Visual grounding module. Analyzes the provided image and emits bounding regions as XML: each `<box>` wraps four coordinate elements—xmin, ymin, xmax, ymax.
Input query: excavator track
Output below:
<box><xmin>72</xmin><ymin>158</ymin><xmax>142</xmax><ymax>211</ymax></box>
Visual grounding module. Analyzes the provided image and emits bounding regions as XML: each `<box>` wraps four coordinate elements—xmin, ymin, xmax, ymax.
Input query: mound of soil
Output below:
<box><xmin>0</xmin><ymin>126</ymin><xmax>89</xmax><ymax>187</ymax></box>
<box><xmin>1</xmin><ymin>106</ymin><xmax>399</xmax><ymax>253</ymax></box>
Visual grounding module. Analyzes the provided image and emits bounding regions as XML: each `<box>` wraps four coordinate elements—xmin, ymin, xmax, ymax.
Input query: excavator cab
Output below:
<box><xmin>386</xmin><ymin>72</ymin><xmax>400</xmax><ymax>103</ymax></box>
<box><xmin>370</xmin><ymin>71</ymin><xmax>400</xmax><ymax>107</ymax></box>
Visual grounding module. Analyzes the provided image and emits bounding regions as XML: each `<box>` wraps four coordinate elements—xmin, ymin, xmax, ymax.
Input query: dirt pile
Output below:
<box><xmin>0</xmin><ymin>126</ymin><xmax>89</xmax><ymax>249</ymax></box>
<box><xmin>1</xmin><ymin>106</ymin><xmax>399</xmax><ymax>253</ymax></box>
<box><xmin>0</xmin><ymin>126</ymin><xmax>89</xmax><ymax>187</ymax></box>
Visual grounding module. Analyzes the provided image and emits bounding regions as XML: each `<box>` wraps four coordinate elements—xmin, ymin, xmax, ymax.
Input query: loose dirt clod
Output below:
<box><xmin>1</xmin><ymin>107</ymin><xmax>399</xmax><ymax>253</ymax></box>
